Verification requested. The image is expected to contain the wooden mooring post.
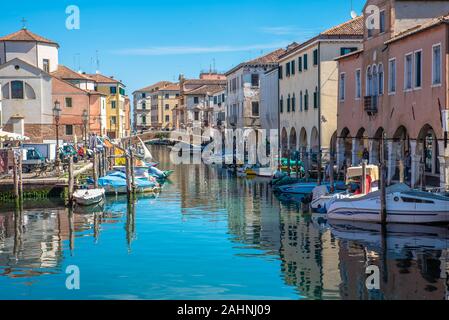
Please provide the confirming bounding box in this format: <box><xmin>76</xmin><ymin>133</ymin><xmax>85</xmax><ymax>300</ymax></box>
<box><xmin>125</xmin><ymin>150</ymin><xmax>132</xmax><ymax>199</ymax></box>
<box><xmin>68</xmin><ymin>156</ymin><xmax>74</xmax><ymax>205</ymax></box>
<box><xmin>380</xmin><ymin>133</ymin><xmax>387</xmax><ymax>225</ymax></box>
<box><xmin>92</xmin><ymin>149</ymin><xmax>99</xmax><ymax>188</ymax></box>
<box><xmin>12</xmin><ymin>151</ymin><xmax>19</xmax><ymax>199</ymax></box>
<box><xmin>329</xmin><ymin>155</ymin><xmax>335</xmax><ymax>193</ymax></box>
<box><xmin>399</xmin><ymin>159</ymin><xmax>405</xmax><ymax>184</ymax></box>
<box><xmin>130</xmin><ymin>147</ymin><xmax>136</xmax><ymax>194</ymax></box>
<box><xmin>361</xmin><ymin>160</ymin><xmax>367</xmax><ymax>195</ymax></box>
<box><xmin>317</xmin><ymin>150</ymin><xmax>322</xmax><ymax>186</ymax></box>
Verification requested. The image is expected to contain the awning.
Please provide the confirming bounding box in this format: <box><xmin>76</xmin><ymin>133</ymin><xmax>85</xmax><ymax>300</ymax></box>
<box><xmin>0</xmin><ymin>130</ymin><xmax>30</xmax><ymax>141</ymax></box>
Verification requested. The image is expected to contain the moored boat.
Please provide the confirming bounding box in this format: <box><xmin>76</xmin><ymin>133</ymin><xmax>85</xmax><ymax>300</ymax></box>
<box><xmin>327</xmin><ymin>183</ymin><xmax>449</xmax><ymax>224</ymax></box>
<box><xmin>276</xmin><ymin>181</ymin><xmax>330</xmax><ymax>195</ymax></box>
<box><xmin>73</xmin><ymin>188</ymin><xmax>105</xmax><ymax>206</ymax></box>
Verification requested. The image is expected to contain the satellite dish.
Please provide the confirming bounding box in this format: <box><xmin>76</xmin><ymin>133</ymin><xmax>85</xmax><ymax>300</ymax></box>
<box><xmin>350</xmin><ymin>10</ymin><xmax>358</xmax><ymax>19</ymax></box>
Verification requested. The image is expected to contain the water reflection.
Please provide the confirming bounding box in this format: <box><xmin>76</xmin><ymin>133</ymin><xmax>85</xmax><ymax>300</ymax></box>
<box><xmin>0</xmin><ymin>146</ymin><xmax>448</xmax><ymax>299</ymax></box>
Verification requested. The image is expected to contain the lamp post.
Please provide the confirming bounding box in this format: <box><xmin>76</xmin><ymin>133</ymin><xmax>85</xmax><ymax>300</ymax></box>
<box><xmin>53</xmin><ymin>100</ymin><xmax>61</xmax><ymax>171</ymax></box>
<box><xmin>82</xmin><ymin>109</ymin><xmax>88</xmax><ymax>147</ymax></box>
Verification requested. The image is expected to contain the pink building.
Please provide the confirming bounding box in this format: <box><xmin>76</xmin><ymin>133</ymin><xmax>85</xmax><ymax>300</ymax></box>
<box><xmin>337</xmin><ymin>0</ymin><xmax>449</xmax><ymax>188</ymax></box>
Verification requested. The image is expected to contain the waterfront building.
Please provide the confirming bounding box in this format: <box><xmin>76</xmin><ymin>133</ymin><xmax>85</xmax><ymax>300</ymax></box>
<box><xmin>208</xmin><ymin>88</ymin><xmax>226</xmax><ymax>130</ymax></box>
<box><xmin>260</xmin><ymin>67</ymin><xmax>279</xmax><ymax>138</ymax></box>
<box><xmin>87</xmin><ymin>73</ymin><xmax>128</xmax><ymax>139</ymax></box>
<box><xmin>51</xmin><ymin>65</ymin><xmax>107</xmax><ymax>138</ymax></box>
<box><xmin>336</xmin><ymin>0</ymin><xmax>449</xmax><ymax>188</ymax></box>
<box><xmin>225</xmin><ymin>49</ymin><xmax>285</xmax><ymax>130</ymax></box>
<box><xmin>0</xmin><ymin>29</ymin><xmax>57</xmax><ymax>141</ymax></box>
<box><xmin>278</xmin><ymin>17</ymin><xmax>363</xmax><ymax>160</ymax></box>
<box><xmin>175</xmin><ymin>73</ymin><xmax>226</xmax><ymax>130</ymax></box>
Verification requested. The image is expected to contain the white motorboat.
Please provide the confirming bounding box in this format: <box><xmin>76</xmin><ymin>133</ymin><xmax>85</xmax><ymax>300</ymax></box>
<box><xmin>327</xmin><ymin>183</ymin><xmax>449</xmax><ymax>224</ymax></box>
<box><xmin>73</xmin><ymin>188</ymin><xmax>105</xmax><ymax>206</ymax></box>
<box><xmin>254</xmin><ymin>167</ymin><xmax>274</xmax><ymax>177</ymax></box>
<box><xmin>310</xmin><ymin>185</ymin><xmax>351</xmax><ymax>213</ymax></box>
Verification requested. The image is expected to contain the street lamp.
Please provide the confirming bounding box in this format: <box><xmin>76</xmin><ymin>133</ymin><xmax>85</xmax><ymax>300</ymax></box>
<box><xmin>82</xmin><ymin>109</ymin><xmax>88</xmax><ymax>147</ymax></box>
<box><xmin>53</xmin><ymin>100</ymin><xmax>61</xmax><ymax>170</ymax></box>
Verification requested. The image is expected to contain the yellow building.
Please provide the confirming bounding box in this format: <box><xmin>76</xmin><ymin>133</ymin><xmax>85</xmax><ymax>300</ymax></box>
<box><xmin>87</xmin><ymin>73</ymin><xmax>127</xmax><ymax>138</ymax></box>
<box><xmin>153</xmin><ymin>83</ymin><xmax>179</xmax><ymax>130</ymax></box>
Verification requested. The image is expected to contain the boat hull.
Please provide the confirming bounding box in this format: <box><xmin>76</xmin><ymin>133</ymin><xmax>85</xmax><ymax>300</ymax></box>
<box><xmin>277</xmin><ymin>182</ymin><xmax>329</xmax><ymax>194</ymax></box>
<box><xmin>327</xmin><ymin>192</ymin><xmax>449</xmax><ymax>224</ymax></box>
<box><xmin>73</xmin><ymin>189</ymin><xmax>105</xmax><ymax>206</ymax></box>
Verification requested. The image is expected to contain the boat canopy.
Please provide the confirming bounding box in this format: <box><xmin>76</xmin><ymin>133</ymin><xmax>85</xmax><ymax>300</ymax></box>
<box><xmin>346</xmin><ymin>165</ymin><xmax>379</xmax><ymax>183</ymax></box>
<box><xmin>98</xmin><ymin>171</ymin><xmax>155</xmax><ymax>189</ymax></box>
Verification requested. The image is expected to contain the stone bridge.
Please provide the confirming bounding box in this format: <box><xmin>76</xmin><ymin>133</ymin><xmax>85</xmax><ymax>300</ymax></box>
<box><xmin>122</xmin><ymin>130</ymin><xmax>210</xmax><ymax>146</ymax></box>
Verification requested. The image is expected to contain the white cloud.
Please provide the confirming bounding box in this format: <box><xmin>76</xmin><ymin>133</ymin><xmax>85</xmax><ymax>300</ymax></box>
<box><xmin>111</xmin><ymin>42</ymin><xmax>290</xmax><ymax>56</ymax></box>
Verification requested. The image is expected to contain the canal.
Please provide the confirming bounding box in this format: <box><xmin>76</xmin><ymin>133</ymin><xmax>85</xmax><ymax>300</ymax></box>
<box><xmin>0</xmin><ymin>146</ymin><xmax>448</xmax><ymax>300</ymax></box>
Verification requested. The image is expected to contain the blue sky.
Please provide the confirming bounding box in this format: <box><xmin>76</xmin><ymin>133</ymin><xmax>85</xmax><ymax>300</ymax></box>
<box><xmin>1</xmin><ymin>0</ymin><xmax>366</xmax><ymax>94</ymax></box>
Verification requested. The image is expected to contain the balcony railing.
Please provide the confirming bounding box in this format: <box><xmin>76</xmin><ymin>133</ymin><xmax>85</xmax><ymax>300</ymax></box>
<box><xmin>364</xmin><ymin>95</ymin><xmax>378</xmax><ymax>115</ymax></box>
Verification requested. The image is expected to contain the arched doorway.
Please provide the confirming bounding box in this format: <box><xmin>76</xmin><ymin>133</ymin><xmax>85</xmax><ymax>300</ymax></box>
<box><xmin>281</xmin><ymin>127</ymin><xmax>288</xmax><ymax>157</ymax></box>
<box><xmin>417</xmin><ymin>124</ymin><xmax>440</xmax><ymax>186</ymax></box>
<box><xmin>391</xmin><ymin>126</ymin><xmax>410</xmax><ymax>182</ymax></box>
<box><xmin>355</xmin><ymin>128</ymin><xmax>369</xmax><ymax>164</ymax></box>
<box><xmin>289</xmin><ymin>127</ymin><xmax>297</xmax><ymax>152</ymax></box>
<box><xmin>299</xmin><ymin>127</ymin><xmax>308</xmax><ymax>152</ymax></box>
<box><xmin>339</xmin><ymin>127</ymin><xmax>352</xmax><ymax>165</ymax></box>
<box><xmin>371</xmin><ymin>127</ymin><xmax>385</xmax><ymax>165</ymax></box>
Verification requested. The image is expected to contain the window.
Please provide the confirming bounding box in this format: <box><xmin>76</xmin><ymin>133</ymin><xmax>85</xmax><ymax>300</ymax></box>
<box><xmin>292</xmin><ymin>94</ymin><xmax>296</xmax><ymax>112</ymax></box>
<box><xmin>165</xmin><ymin>94</ymin><xmax>169</xmax><ymax>99</ymax></box>
<box><xmin>142</xmin><ymin>93</ymin><xmax>146</xmax><ymax>98</ymax></box>
<box><xmin>280</xmin><ymin>96</ymin><xmax>283</xmax><ymax>113</ymax></box>
<box><xmin>165</xmin><ymin>104</ymin><xmax>169</xmax><ymax>110</ymax></box>
<box><xmin>380</xmin><ymin>11</ymin><xmax>386</xmax><ymax>33</ymax></box>
<box><xmin>65</xmin><ymin>97</ymin><xmax>72</xmax><ymax>108</ymax></box>
<box><xmin>110</xmin><ymin>86</ymin><xmax>117</xmax><ymax>94</ymax></box>
<box><xmin>11</xmin><ymin>81</ymin><xmax>24</xmax><ymax>99</ymax></box>
<box><xmin>339</xmin><ymin>73</ymin><xmax>346</xmax><ymax>101</ymax></box>
<box><xmin>110</xmin><ymin>116</ymin><xmax>117</xmax><ymax>125</ymax></box>
<box><xmin>367</xmin><ymin>16</ymin><xmax>374</xmax><ymax>38</ymax></box>
<box><xmin>314</xmin><ymin>87</ymin><xmax>319</xmax><ymax>108</ymax></box>
<box><xmin>222</xmin><ymin>94</ymin><xmax>225</xmax><ymax>102</ymax></box>
<box><xmin>291</xmin><ymin>60</ymin><xmax>296</xmax><ymax>75</ymax></box>
<box><xmin>194</xmin><ymin>97</ymin><xmax>199</xmax><ymax>104</ymax></box>
<box><xmin>433</xmin><ymin>44</ymin><xmax>442</xmax><ymax>85</ymax></box>
<box><xmin>414</xmin><ymin>50</ymin><xmax>422</xmax><ymax>88</ymax></box>
<box><xmin>404</xmin><ymin>53</ymin><xmax>413</xmax><ymax>90</ymax></box>
<box><xmin>111</xmin><ymin>101</ymin><xmax>116</xmax><ymax>109</ymax></box>
<box><xmin>65</xmin><ymin>125</ymin><xmax>73</xmax><ymax>135</ymax></box>
<box><xmin>341</xmin><ymin>47</ymin><xmax>358</xmax><ymax>56</ymax></box>
<box><xmin>286</xmin><ymin>62</ymin><xmax>291</xmax><ymax>77</ymax></box>
<box><xmin>279</xmin><ymin>66</ymin><xmax>283</xmax><ymax>79</ymax></box>
<box><xmin>194</xmin><ymin>111</ymin><xmax>199</xmax><ymax>121</ymax></box>
<box><xmin>214</xmin><ymin>96</ymin><xmax>218</xmax><ymax>104</ymax></box>
<box><xmin>251</xmin><ymin>74</ymin><xmax>259</xmax><ymax>87</ymax></box>
<box><xmin>366</xmin><ymin>66</ymin><xmax>372</xmax><ymax>96</ymax></box>
<box><xmin>304</xmin><ymin>90</ymin><xmax>309</xmax><ymax>110</ymax></box>
<box><xmin>298</xmin><ymin>56</ymin><xmax>303</xmax><ymax>72</ymax></box>
<box><xmin>388</xmin><ymin>58</ymin><xmax>396</xmax><ymax>93</ymax></box>
<box><xmin>300</xmin><ymin>91</ymin><xmax>303</xmax><ymax>111</ymax></box>
<box><xmin>313</xmin><ymin>49</ymin><xmax>319</xmax><ymax>66</ymax></box>
<box><xmin>378</xmin><ymin>64</ymin><xmax>384</xmax><ymax>95</ymax></box>
<box><xmin>142</xmin><ymin>102</ymin><xmax>146</xmax><ymax>110</ymax></box>
<box><xmin>252</xmin><ymin>101</ymin><xmax>259</xmax><ymax>116</ymax></box>
<box><xmin>165</xmin><ymin>115</ymin><xmax>170</xmax><ymax>122</ymax></box>
<box><xmin>43</xmin><ymin>59</ymin><xmax>50</xmax><ymax>73</ymax></box>
<box><xmin>303</xmin><ymin>54</ymin><xmax>308</xmax><ymax>70</ymax></box>
<box><xmin>141</xmin><ymin>115</ymin><xmax>146</xmax><ymax>124</ymax></box>
<box><xmin>372</xmin><ymin>65</ymin><xmax>378</xmax><ymax>96</ymax></box>
<box><xmin>287</xmin><ymin>95</ymin><xmax>291</xmax><ymax>112</ymax></box>
<box><xmin>355</xmin><ymin>69</ymin><xmax>361</xmax><ymax>99</ymax></box>
<box><xmin>119</xmin><ymin>87</ymin><xmax>125</xmax><ymax>95</ymax></box>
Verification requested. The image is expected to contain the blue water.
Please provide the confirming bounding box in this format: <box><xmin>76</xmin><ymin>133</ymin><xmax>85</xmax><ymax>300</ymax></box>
<box><xmin>1</xmin><ymin>147</ymin><xmax>449</xmax><ymax>300</ymax></box>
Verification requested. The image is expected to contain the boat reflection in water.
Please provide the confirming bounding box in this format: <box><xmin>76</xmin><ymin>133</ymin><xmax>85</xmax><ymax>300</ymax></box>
<box><xmin>0</xmin><ymin>146</ymin><xmax>448</xmax><ymax>300</ymax></box>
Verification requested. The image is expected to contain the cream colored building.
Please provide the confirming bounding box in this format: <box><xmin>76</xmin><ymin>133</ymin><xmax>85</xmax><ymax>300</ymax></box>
<box><xmin>279</xmin><ymin>17</ymin><xmax>364</xmax><ymax>161</ymax></box>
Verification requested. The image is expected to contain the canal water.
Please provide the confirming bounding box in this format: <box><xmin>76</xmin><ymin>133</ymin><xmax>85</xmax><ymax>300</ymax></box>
<box><xmin>1</xmin><ymin>146</ymin><xmax>449</xmax><ymax>300</ymax></box>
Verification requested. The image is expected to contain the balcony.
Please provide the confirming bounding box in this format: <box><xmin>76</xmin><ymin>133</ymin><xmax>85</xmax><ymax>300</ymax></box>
<box><xmin>364</xmin><ymin>95</ymin><xmax>378</xmax><ymax>115</ymax></box>
<box><xmin>228</xmin><ymin>115</ymin><xmax>238</xmax><ymax>126</ymax></box>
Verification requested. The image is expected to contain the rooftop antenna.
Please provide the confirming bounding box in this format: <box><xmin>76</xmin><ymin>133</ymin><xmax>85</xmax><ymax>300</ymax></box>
<box><xmin>95</xmin><ymin>50</ymin><xmax>100</xmax><ymax>74</ymax></box>
<box><xmin>212</xmin><ymin>58</ymin><xmax>216</xmax><ymax>73</ymax></box>
<box><xmin>21</xmin><ymin>17</ymin><xmax>27</xmax><ymax>30</ymax></box>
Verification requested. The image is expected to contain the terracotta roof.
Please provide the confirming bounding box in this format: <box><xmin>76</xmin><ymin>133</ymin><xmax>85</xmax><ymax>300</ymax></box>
<box><xmin>134</xmin><ymin>81</ymin><xmax>174</xmax><ymax>93</ymax></box>
<box><xmin>226</xmin><ymin>48</ymin><xmax>286</xmax><ymax>75</ymax></box>
<box><xmin>51</xmin><ymin>65</ymin><xmax>92</xmax><ymax>80</ymax></box>
<box><xmin>184</xmin><ymin>84</ymin><xmax>226</xmax><ymax>95</ymax></box>
<box><xmin>385</xmin><ymin>13</ymin><xmax>449</xmax><ymax>44</ymax></box>
<box><xmin>279</xmin><ymin>16</ymin><xmax>364</xmax><ymax>60</ymax></box>
<box><xmin>184</xmin><ymin>79</ymin><xmax>226</xmax><ymax>85</ymax></box>
<box><xmin>85</xmin><ymin>73</ymin><xmax>124</xmax><ymax>85</ymax></box>
<box><xmin>159</xmin><ymin>83</ymin><xmax>180</xmax><ymax>91</ymax></box>
<box><xmin>0</xmin><ymin>29</ymin><xmax>59</xmax><ymax>47</ymax></box>
<box><xmin>322</xmin><ymin>15</ymin><xmax>364</xmax><ymax>36</ymax></box>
